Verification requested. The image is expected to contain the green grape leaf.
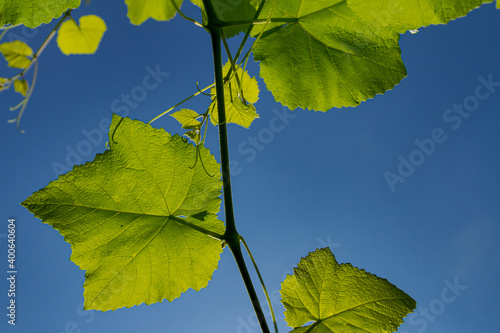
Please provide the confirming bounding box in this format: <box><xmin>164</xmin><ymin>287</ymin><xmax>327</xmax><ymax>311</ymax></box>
<box><xmin>56</xmin><ymin>15</ymin><xmax>107</xmax><ymax>55</ymax></box>
<box><xmin>347</xmin><ymin>0</ymin><xmax>493</xmax><ymax>33</ymax></box>
<box><xmin>13</xmin><ymin>78</ymin><xmax>28</xmax><ymax>96</ymax></box>
<box><xmin>498</xmin><ymin>0</ymin><xmax>500</xmax><ymax>9</ymax></box>
<box><xmin>190</xmin><ymin>0</ymin><xmax>261</xmax><ymax>38</ymax></box>
<box><xmin>22</xmin><ymin>115</ymin><xmax>225</xmax><ymax>311</ymax></box>
<box><xmin>210</xmin><ymin>62</ymin><xmax>259</xmax><ymax>128</ymax></box>
<box><xmin>0</xmin><ymin>41</ymin><xmax>33</xmax><ymax>69</ymax></box>
<box><xmin>0</xmin><ymin>0</ymin><xmax>80</xmax><ymax>28</ymax></box>
<box><xmin>171</xmin><ymin>108</ymin><xmax>202</xmax><ymax>129</ymax></box>
<box><xmin>125</xmin><ymin>0</ymin><xmax>184</xmax><ymax>25</ymax></box>
<box><xmin>252</xmin><ymin>1</ymin><xmax>406</xmax><ymax>111</ymax></box>
<box><xmin>282</xmin><ymin>248</ymin><xmax>416</xmax><ymax>333</ymax></box>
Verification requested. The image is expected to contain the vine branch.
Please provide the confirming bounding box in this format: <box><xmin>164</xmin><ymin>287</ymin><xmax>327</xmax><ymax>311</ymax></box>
<box><xmin>202</xmin><ymin>0</ymin><xmax>271</xmax><ymax>332</ymax></box>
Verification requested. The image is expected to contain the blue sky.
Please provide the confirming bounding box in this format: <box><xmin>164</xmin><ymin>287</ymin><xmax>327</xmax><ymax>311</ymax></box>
<box><xmin>1</xmin><ymin>2</ymin><xmax>500</xmax><ymax>332</ymax></box>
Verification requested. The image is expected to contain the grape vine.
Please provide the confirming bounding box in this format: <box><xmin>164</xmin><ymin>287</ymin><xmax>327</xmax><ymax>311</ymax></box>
<box><xmin>3</xmin><ymin>0</ymin><xmax>498</xmax><ymax>332</ymax></box>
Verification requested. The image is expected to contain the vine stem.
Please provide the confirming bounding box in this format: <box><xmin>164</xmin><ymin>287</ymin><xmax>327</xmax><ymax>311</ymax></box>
<box><xmin>202</xmin><ymin>1</ymin><xmax>271</xmax><ymax>332</ymax></box>
<box><xmin>20</xmin><ymin>9</ymin><xmax>72</xmax><ymax>78</ymax></box>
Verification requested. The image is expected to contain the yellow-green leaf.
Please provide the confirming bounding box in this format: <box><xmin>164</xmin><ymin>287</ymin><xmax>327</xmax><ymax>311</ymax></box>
<box><xmin>184</xmin><ymin>129</ymin><xmax>201</xmax><ymax>144</ymax></box>
<box><xmin>57</xmin><ymin>15</ymin><xmax>107</xmax><ymax>55</ymax></box>
<box><xmin>14</xmin><ymin>78</ymin><xmax>29</xmax><ymax>96</ymax></box>
<box><xmin>22</xmin><ymin>115</ymin><xmax>225</xmax><ymax>311</ymax></box>
<box><xmin>171</xmin><ymin>109</ymin><xmax>202</xmax><ymax>129</ymax></box>
<box><xmin>125</xmin><ymin>0</ymin><xmax>184</xmax><ymax>25</ymax></box>
<box><xmin>252</xmin><ymin>0</ymin><xmax>491</xmax><ymax>111</ymax></box>
<box><xmin>252</xmin><ymin>1</ymin><xmax>406</xmax><ymax>111</ymax></box>
<box><xmin>0</xmin><ymin>41</ymin><xmax>33</xmax><ymax>69</ymax></box>
<box><xmin>210</xmin><ymin>62</ymin><xmax>259</xmax><ymax>128</ymax></box>
<box><xmin>282</xmin><ymin>248</ymin><xmax>416</xmax><ymax>332</ymax></box>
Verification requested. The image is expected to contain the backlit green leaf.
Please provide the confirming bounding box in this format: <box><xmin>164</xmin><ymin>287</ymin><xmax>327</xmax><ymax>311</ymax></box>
<box><xmin>0</xmin><ymin>0</ymin><xmax>80</xmax><ymax>28</ymax></box>
<box><xmin>22</xmin><ymin>115</ymin><xmax>224</xmax><ymax>311</ymax></box>
<box><xmin>125</xmin><ymin>0</ymin><xmax>184</xmax><ymax>25</ymax></box>
<box><xmin>252</xmin><ymin>0</ymin><xmax>406</xmax><ymax>111</ymax></box>
<box><xmin>56</xmin><ymin>15</ymin><xmax>107</xmax><ymax>55</ymax></box>
<box><xmin>14</xmin><ymin>78</ymin><xmax>28</xmax><ymax>96</ymax></box>
<box><xmin>347</xmin><ymin>0</ymin><xmax>493</xmax><ymax>33</ymax></box>
<box><xmin>282</xmin><ymin>248</ymin><xmax>416</xmax><ymax>332</ymax></box>
<box><xmin>0</xmin><ymin>40</ymin><xmax>33</xmax><ymax>69</ymax></box>
<box><xmin>171</xmin><ymin>108</ymin><xmax>202</xmax><ymax>129</ymax></box>
<box><xmin>184</xmin><ymin>129</ymin><xmax>201</xmax><ymax>144</ymax></box>
<box><xmin>210</xmin><ymin>62</ymin><xmax>259</xmax><ymax>128</ymax></box>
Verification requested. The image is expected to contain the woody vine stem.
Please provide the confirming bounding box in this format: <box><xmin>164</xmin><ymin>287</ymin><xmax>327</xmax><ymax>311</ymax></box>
<box><xmin>202</xmin><ymin>0</ymin><xmax>272</xmax><ymax>332</ymax></box>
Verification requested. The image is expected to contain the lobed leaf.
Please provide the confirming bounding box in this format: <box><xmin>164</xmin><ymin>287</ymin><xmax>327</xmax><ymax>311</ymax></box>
<box><xmin>0</xmin><ymin>0</ymin><xmax>80</xmax><ymax>28</ymax></box>
<box><xmin>347</xmin><ymin>0</ymin><xmax>494</xmax><ymax>33</ymax></box>
<box><xmin>57</xmin><ymin>15</ymin><xmax>107</xmax><ymax>55</ymax></box>
<box><xmin>252</xmin><ymin>0</ymin><xmax>491</xmax><ymax>112</ymax></box>
<box><xmin>22</xmin><ymin>115</ymin><xmax>225</xmax><ymax>311</ymax></box>
<box><xmin>125</xmin><ymin>0</ymin><xmax>184</xmax><ymax>25</ymax></box>
<box><xmin>282</xmin><ymin>248</ymin><xmax>416</xmax><ymax>332</ymax></box>
<box><xmin>13</xmin><ymin>78</ymin><xmax>28</xmax><ymax>96</ymax></box>
<box><xmin>0</xmin><ymin>40</ymin><xmax>33</xmax><ymax>69</ymax></box>
<box><xmin>252</xmin><ymin>0</ymin><xmax>406</xmax><ymax>111</ymax></box>
<box><xmin>210</xmin><ymin>62</ymin><xmax>259</xmax><ymax>128</ymax></box>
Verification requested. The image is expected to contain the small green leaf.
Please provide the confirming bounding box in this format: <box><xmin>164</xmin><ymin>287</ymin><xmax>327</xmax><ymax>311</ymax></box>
<box><xmin>125</xmin><ymin>0</ymin><xmax>184</xmax><ymax>25</ymax></box>
<box><xmin>57</xmin><ymin>15</ymin><xmax>107</xmax><ymax>55</ymax></box>
<box><xmin>14</xmin><ymin>78</ymin><xmax>29</xmax><ymax>96</ymax></box>
<box><xmin>22</xmin><ymin>115</ymin><xmax>224</xmax><ymax>311</ymax></box>
<box><xmin>210</xmin><ymin>62</ymin><xmax>259</xmax><ymax>128</ymax></box>
<box><xmin>0</xmin><ymin>0</ymin><xmax>80</xmax><ymax>28</ymax></box>
<box><xmin>282</xmin><ymin>248</ymin><xmax>416</xmax><ymax>332</ymax></box>
<box><xmin>347</xmin><ymin>0</ymin><xmax>493</xmax><ymax>33</ymax></box>
<box><xmin>0</xmin><ymin>41</ymin><xmax>33</xmax><ymax>69</ymax></box>
<box><xmin>171</xmin><ymin>109</ymin><xmax>202</xmax><ymax>129</ymax></box>
<box><xmin>184</xmin><ymin>129</ymin><xmax>201</xmax><ymax>144</ymax></box>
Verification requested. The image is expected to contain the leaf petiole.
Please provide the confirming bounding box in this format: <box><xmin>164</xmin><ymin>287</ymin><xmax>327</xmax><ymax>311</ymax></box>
<box><xmin>148</xmin><ymin>83</ymin><xmax>214</xmax><ymax>124</ymax></box>
<box><xmin>240</xmin><ymin>236</ymin><xmax>279</xmax><ymax>333</ymax></box>
<box><xmin>169</xmin><ymin>215</ymin><xmax>224</xmax><ymax>240</ymax></box>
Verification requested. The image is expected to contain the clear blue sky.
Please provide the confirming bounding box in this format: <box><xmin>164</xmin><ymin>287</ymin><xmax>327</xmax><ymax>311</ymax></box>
<box><xmin>1</xmin><ymin>2</ymin><xmax>500</xmax><ymax>333</ymax></box>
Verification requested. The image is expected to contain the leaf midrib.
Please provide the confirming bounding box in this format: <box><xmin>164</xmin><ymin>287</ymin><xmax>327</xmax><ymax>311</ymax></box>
<box><xmin>26</xmin><ymin>202</ymin><xmax>224</xmax><ymax>239</ymax></box>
